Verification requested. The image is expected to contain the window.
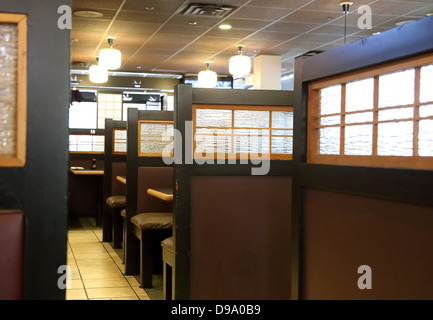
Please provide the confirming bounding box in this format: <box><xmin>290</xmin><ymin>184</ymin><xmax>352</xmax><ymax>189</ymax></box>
<box><xmin>138</xmin><ymin>121</ymin><xmax>174</xmax><ymax>157</ymax></box>
<box><xmin>97</xmin><ymin>93</ymin><xmax>122</xmax><ymax>129</ymax></box>
<box><xmin>113</xmin><ymin>129</ymin><xmax>127</xmax><ymax>154</ymax></box>
<box><xmin>69</xmin><ymin>101</ymin><xmax>97</xmax><ymax>129</ymax></box>
<box><xmin>69</xmin><ymin>134</ymin><xmax>104</xmax><ymax>153</ymax></box>
<box><xmin>193</xmin><ymin>105</ymin><xmax>293</xmax><ymax>160</ymax></box>
<box><xmin>308</xmin><ymin>53</ymin><xmax>433</xmax><ymax>170</ymax></box>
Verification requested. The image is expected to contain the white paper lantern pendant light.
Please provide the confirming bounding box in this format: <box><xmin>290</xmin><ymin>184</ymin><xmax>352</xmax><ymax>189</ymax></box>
<box><xmin>229</xmin><ymin>45</ymin><xmax>251</xmax><ymax>77</ymax></box>
<box><xmin>99</xmin><ymin>37</ymin><xmax>121</xmax><ymax>70</ymax></box>
<box><xmin>89</xmin><ymin>57</ymin><xmax>108</xmax><ymax>84</ymax></box>
<box><xmin>198</xmin><ymin>61</ymin><xmax>218</xmax><ymax>88</ymax></box>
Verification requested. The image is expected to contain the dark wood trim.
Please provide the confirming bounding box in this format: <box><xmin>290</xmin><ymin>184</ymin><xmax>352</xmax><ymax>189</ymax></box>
<box><xmin>124</xmin><ymin>108</ymin><xmax>174</xmax><ymax>275</ymax></box>
<box><xmin>173</xmin><ymin>84</ymin><xmax>295</xmax><ymax>299</ymax></box>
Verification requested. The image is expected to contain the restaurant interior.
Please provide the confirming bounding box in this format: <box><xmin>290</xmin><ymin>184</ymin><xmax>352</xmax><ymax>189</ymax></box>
<box><xmin>1</xmin><ymin>0</ymin><xmax>433</xmax><ymax>301</ymax></box>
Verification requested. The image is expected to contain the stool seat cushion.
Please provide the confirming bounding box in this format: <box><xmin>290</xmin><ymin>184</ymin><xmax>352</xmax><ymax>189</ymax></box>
<box><xmin>131</xmin><ymin>212</ymin><xmax>173</xmax><ymax>230</ymax></box>
<box><xmin>161</xmin><ymin>237</ymin><xmax>174</xmax><ymax>252</ymax></box>
<box><xmin>106</xmin><ymin>195</ymin><xmax>126</xmax><ymax>208</ymax></box>
<box><xmin>120</xmin><ymin>209</ymin><xmax>126</xmax><ymax>217</ymax></box>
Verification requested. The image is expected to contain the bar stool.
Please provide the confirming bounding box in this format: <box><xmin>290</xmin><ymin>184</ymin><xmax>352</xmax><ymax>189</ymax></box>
<box><xmin>161</xmin><ymin>237</ymin><xmax>175</xmax><ymax>300</ymax></box>
<box><xmin>106</xmin><ymin>195</ymin><xmax>126</xmax><ymax>249</ymax></box>
<box><xmin>131</xmin><ymin>212</ymin><xmax>173</xmax><ymax>288</ymax></box>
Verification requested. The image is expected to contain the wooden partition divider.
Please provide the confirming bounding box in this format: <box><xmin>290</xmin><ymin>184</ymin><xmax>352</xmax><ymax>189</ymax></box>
<box><xmin>174</xmin><ymin>85</ymin><xmax>295</xmax><ymax>299</ymax></box>
<box><xmin>124</xmin><ymin>108</ymin><xmax>174</xmax><ymax>275</ymax></box>
<box><xmin>102</xmin><ymin>119</ymin><xmax>127</xmax><ymax>242</ymax></box>
<box><xmin>292</xmin><ymin>16</ymin><xmax>433</xmax><ymax>299</ymax></box>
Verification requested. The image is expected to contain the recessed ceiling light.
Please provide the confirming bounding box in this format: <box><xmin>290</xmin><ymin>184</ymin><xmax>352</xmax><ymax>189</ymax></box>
<box><xmin>372</xmin><ymin>32</ymin><xmax>381</xmax><ymax>35</ymax></box>
<box><xmin>137</xmin><ymin>66</ymin><xmax>142</xmax><ymax>69</ymax></box>
<box><xmin>73</xmin><ymin>10</ymin><xmax>104</xmax><ymax>18</ymax></box>
<box><xmin>219</xmin><ymin>24</ymin><xmax>232</xmax><ymax>30</ymax></box>
<box><xmin>428</xmin><ymin>12</ymin><xmax>433</xmax><ymax>16</ymax></box>
<box><xmin>145</xmin><ymin>6</ymin><xmax>155</xmax><ymax>11</ymax></box>
<box><xmin>189</xmin><ymin>21</ymin><xmax>198</xmax><ymax>25</ymax></box>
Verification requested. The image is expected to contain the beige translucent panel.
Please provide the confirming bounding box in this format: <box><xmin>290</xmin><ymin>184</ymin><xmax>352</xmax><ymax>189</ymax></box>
<box><xmin>272</xmin><ymin>129</ymin><xmax>293</xmax><ymax>136</ymax></box>
<box><xmin>379</xmin><ymin>107</ymin><xmax>413</xmax><ymax>121</ymax></box>
<box><xmin>319</xmin><ymin>127</ymin><xmax>340</xmax><ymax>155</ymax></box>
<box><xmin>379</xmin><ymin>69</ymin><xmax>415</xmax><ymax>108</ymax></box>
<box><xmin>345</xmin><ymin>112</ymin><xmax>373</xmax><ymax>124</ymax></box>
<box><xmin>234</xmin><ymin>110</ymin><xmax>269</xmax><ymax>128</ymax></box>
<box><xmin>195</xmin><ymin>135</ymin><xmax>231</xmax><ymax>154</ymax></box>
<box><xmin>114</xmin><ymin>129</ymin><xmax>127</xmax><ymax>140</ymax></box>
<box><xmin>0</xmin><ymin>24</ymin><xmax>18</xmax><ymax>156</ymax></box>
<box><xmin>419</xmin><ymin>119</ymin><xmax>433</xmax><ymax>157</ymax></box>
<box><xmin>233</xmin><ymin>129</ymin><xmax>270</xmax><ymax>136</ymax></box>
<box><xmin>272</xmin><ymin>111</ymin><xmax>293</xmax><ymax>129</ymax></box>
<box><xmin>346</xmin><ymin>78</ymin><xmax>374</xmax><ymax>112</ymax></box>
<box><xmin>419</xmin><ymin>104</ymin><xmax>433</xmax><ymax>118</ymax></box>
<box><xmin>114</xmin><ymin>143</ymin><xmax>126</xmax><ymax>153</ymax></box>
<box><xmin>378</xmin><ymin>121</ymin><xmax>413</xmax><ymax>156</ymax></box>
<box><xmin>420</xmin><ymin>64</ymin><xmax>433</xmax><ymax>103</ymax></box>
<box><xmin>271</xmin><ymin>136</ymin><xmax>292</xmax><ymax>154</ymax></box>
<box><xmin>320</xmin><ymin>115</ymin><xmax>340</xmax><ymax>126</ymax></box>
<box><xmin>234</xmin><ymin>135</ymin><xmax>269</xmax><ymax>154</ymax></box>
<box><xmin>77</xmin><ymin>144</ymin><xmax>93</xmax><ymax>152</ymax></box>
<box><xmin>320</xmin><ymin>85</ymin><xmax>341</xmax><ymax>116</ymax></box>
<box><xmin>344</xmin><ymin>124</ymin><xmax>373</xmax><ymax>156</ymax></box>
<box><xmin>77</xmin><ymin>135</ymin><xmax>93</xmax><ymax>144</ymax></box>
<box><xmin>140</xmin><ymin>123</ymin><xmax>174</xmax><ymax>155</ymax></box>
<box><xmin>195</xmin><ymin>109</ymin><xmax>232</xmax><ymax>127</ymax></box>
<box><xmin>195</xmin><ymin>128</ymin><xmax>232</xmax><ymax>136</ymax></box>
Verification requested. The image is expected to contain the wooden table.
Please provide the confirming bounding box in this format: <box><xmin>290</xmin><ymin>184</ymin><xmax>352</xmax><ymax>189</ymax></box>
<box><xmin>70</xmin><ymin>168</ymin><xmax>104</xmax><ymax>176</ymax></box>
<box><xmin>147</xmin><ymin>188</ymin><xmax>173</xmax><ymax>202</ymax></box>
<box><xmin>116</xmin><ymin>176</ymin><xmax>126</xmax><ymax>184</ymax></box>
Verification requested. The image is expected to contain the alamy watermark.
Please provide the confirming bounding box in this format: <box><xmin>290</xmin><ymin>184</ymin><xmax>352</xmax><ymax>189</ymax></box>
<box><xmin>357</xmin><ymin>265</ymin><xmax>373</xmax><ymax>290</ymax></box>
<box><xmin>57</xmin><ymin>265</ymin><xmax>72</xmax><ymax>290</ymax></box>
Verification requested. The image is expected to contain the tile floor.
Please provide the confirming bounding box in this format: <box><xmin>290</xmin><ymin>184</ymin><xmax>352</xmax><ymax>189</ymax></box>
<box><xmin>66</xmin><ymin>219</ymin><xmax>159</xmax><ymax>300</ymax></box>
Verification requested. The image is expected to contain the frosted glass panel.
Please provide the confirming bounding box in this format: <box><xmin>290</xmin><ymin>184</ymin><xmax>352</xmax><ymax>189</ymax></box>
<box><xmin>379</xmin><ymin>69</ymin><xmax>415</xmax><ymax>108</ymax></box>
<box><xmin>196</xmin><ymin>109</ymin><xmax>232</xmax><ymax>127</ymax></box>
<box><xmin>234</xmin><ymin>110</ymin><xmax>269</xmax><ymax>128</ymax></box>
<box><xmin>419</xmin><ymin>119</ymin><xmax>433</xmax><ymax>156</ymax></box>
<box><xmin>344</xmin><ymin>125</ymin><xmax>373</xmax><ymax>155</ymax></box>
<box><xmin>319</xmin><ymin>127</ymin><xmax>340</xmax><ymax>155</ymax></box>
<box><xmin>234</xmin><ymin>135</ymin><xmax>269</xmax><ymax>153</ymax></box>
<box><xmin>345</xmin><ymin>112</ymin><xmax>373</xmax><ymax>124</ymax></box>
<box><xmin>419</xmin><ymin>104</ymin><xmax>433</xmax><ymax>118</ymax></box>
<box><xmin>420</xmin><ymin>64</ymin><xmax>433</xmax><ymax>103</ymax></box>
<box><xmin>320</xmin><ymin>115</ymin><xmax>340</xmax><ymax>126</ymax></box>
<box><xmin>114</xmin><ymin>129</ymin><xmax>127</xmax><ymax>140</ymax></box>
<box><xmin>140</xmin><ymin>123</ymin><xmax>174</xmax><ymax>155</ymax></box>
<box><xmin>379</xmin><ymin>107</ymin><xmax>413</xmax><ymax>121</ymax></box>
<box><xmin>196</xmin><ymin>135</ymin><xmax>231</xmax><ymax>153</ymax></box>
<box><xmin>378</xmin><ymin>121</ymin><xmax>413</xmax><ymax>156</ymax></box>
<box><xmin>272</xmin><ymin>137</ymin><xmax>292</xmax><ymax>154</ymax></box>
<box><xmin>320</xmin><ymin>85</ymin><xmax>341</xmax><ymax>115</ymax></box>
<box><xmin>272</xmin><ymin>111</ymin><xmax>293</xmax><ymax>129</ymax></box>
<box><xmin>114</xmin><ymin>143</ymin><xmax>126</xmax><ymax>153</ymax></box>
<box><xmin>195</xmin><ymin>128</ymin><xmax>232</xmax><ymax>136</ymax></box>
<box><xmin>0</xmin><ymin>24</ymin><xmax>18</xmax><ymax>156</ymax></box>
<box><xmin>233</xmin><ymin>129</ymin><xmax>269</xmax><ymax>136</ymax></box>
<box><xmin>346</xmin><ymin>78</ymin><xmax>374</xmax><ymax>112</ymax></box>
<box><xmin>272</xmin><ymin>130</ymin><xmax>292</xmax><ymax>136</ymax></box>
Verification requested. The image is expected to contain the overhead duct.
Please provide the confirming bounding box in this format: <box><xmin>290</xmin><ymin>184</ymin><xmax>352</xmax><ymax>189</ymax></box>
<box><xmin>178</xmin><ymin>3</ymin><xmax>236</xmax><ymax>17</ymax></box>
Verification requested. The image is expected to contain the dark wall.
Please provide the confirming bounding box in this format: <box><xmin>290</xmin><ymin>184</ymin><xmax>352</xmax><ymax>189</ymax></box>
<box><xmin>190</xmin><ymin>175</ymin><xmax>292</xmax><ymax>300</ymax></box>
<box><xmin>302</xmin><ymin>189</ymin><xmax>433</xmax><ymax>300</ymax></box>
<box><xmin>0</xmin><ymin>0</ymin><xmax>70</xmax><ymax>299</ymax></box>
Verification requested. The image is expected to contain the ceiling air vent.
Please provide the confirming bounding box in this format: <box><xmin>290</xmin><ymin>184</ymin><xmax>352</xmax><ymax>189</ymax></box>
<box><xmin>178</xmin><ymin>3</ymin><xmax>236</xmax><ymax>17</ymax></box>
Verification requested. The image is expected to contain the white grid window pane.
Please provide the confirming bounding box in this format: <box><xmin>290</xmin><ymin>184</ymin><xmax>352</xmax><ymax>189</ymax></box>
<box><xmin>378</xmin><ymin>121</ymin><xmax>413</xmax><ymax>156</ymax></box>
<box><xmin>346</xmin><ymin>78</ymin><xmax>374</xmax><ymax>112</ymax></box>
<box><xmin>98</xmin><ymin>93</ymin><xmax>122</xmax><ymax>129</ymax></box>
<box><xmin>379</xmin><ymin>69</ymin><xmax>415</xmax><ymax>108</ymax></box>
<box><xmin>420</xmin><ymin>64</ymin><xmax>433</xmax><ymax>103</ymax></box>
<box><xmin>320</xmin><ymin>85</ymin><xmax>341</xmax><ymax>116</ymax></box>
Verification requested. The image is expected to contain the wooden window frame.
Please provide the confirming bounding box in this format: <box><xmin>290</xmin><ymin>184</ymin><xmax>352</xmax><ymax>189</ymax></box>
<box><xmin>308</xmin><ymin>52</ymin><xmax>433</xmax><ymax>170</ymax></box>
<box><xmin>69</xmin><ymin>133</ymin><xmax>105</xmax><ymax>154</ymax></box>
<box><xmin>138</xmin><ymin>120</ymin><xmax>174</xmax><ymax>157</ymax></box>
<box><xmin>193</xmin><ymin>104</ymin><xmax>294</xmax><ymax>161</ymax></box>
<box><xmin>0</xmin><ymin>14</ymin><xmax>27</xmax><ymax>167</ymax></box>
<box><xmin>112</xmin><ymin>128</ymin><xmax>127</xmax><ymax>155</ymax></box>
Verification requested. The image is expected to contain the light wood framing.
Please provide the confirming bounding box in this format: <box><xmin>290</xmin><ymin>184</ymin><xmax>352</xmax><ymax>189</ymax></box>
<box><xmin>0</xmin><ymin>14</ymin><xmax>27</xmax><ymax>167</ymax></box>
<box><xmin>308</xmin><ymin>52</ymin><xmax>433</xmax><ymax>170</ymax></box>
<box><xmin>193</xmin><ymin>104</ymin><xmax>294</xmax><ymax>161</ymax></box>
